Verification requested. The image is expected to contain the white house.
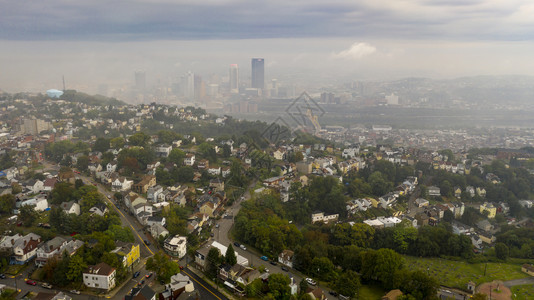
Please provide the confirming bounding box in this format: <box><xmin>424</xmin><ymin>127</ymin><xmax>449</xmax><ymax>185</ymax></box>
<box><xmin>164</xmin><ymin>235</ymin><xmax>187</xmax><ymax>258</ymax></box>
<box><xmin>60</xmin><ymin>201</ymin><xmax>81</xmax><ymax>216</ymax></box>
<box><xmin>278</xmin><ymin>250</ymin><xmax>294</xmax><ymax>268</ymax></box>
<box><xmin>89</xmin><ymin>203</ymin><xmax>108</xmax><ymax>216</ymax></box>
<box><xmin>150</xmin><ymin>224</ymin><xmax>169</xmax><ymax>239</ymax></box>
<box><xmin>83</xmin><ymin>262</ymin><xmax>116</xmax><ymax>291</ymax></box>
<box><xmin>207</xmin><ymin>167</ymin><xmax>221</xmax><ymax>176</ymax></box>
<box><xmin>156</xmin><ymin>144</ymin><xmax>172</xmax><ymax>157</ymax></box>
<box><xmin>13</xmin><ymin>233</ymin><xmax>42</xmax><ymax>264</ymax></box>
<box><xmin>106</xmin><ymin>162</ymin><xmax>118</xmax><ymax>173</ymax></box>
<box><xmin>112</xmin><ymin>177</ymin><xmax>133</xmax><ymax>192</ymax></box>
<box><xmin>311</xmin><ymin>212</ymin><xmax>339</xmax><ymax>224</ymax></box>
<box><xmin>146</xmin><ymin>216</ymin><xmax>166</xmax><ymax>227</ymax></box>
<box><xmin>35</xmin><ymin>237</ymin><xmax>68</xmax><ymax>267</ymax></box>
<box><xmin>184</xmin><ymin>154</ymin><xmax>195</xmax><ymax>166</ymax></box>
<box><xmin>25</xmin><ymin>179</ymin><xmax>44</xmax><ymax>193</ymax></box>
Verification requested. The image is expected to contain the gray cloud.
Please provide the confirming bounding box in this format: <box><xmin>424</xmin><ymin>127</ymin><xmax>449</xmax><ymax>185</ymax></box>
<box><xmin>1</xmin><ymin>0</ymin><xmax>532</xmax><ymax>41</ymax></box>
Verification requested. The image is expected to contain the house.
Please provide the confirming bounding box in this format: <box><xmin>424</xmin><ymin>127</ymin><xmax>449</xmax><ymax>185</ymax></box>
<box><xmin>112</xmin><ymin>177</ymin><xmax>133</xmax><ymax>192</ymax></box>
<box><xmin>311</xmin><ymin>212</ymin><xmax>339</xmax><ymax>224</ymax></box>
<box><xmin>306</xmin><ymin>287</ymin><xmax>326</xmax><ymax>300</ymax></box>
<box><xmin>454</xmin><ymin>187</ymin><xmax>462</xmax><ymax>198</ymax></box>
<box><xmin>35</xmin><ymin>237</ymin><xmax>68</xmax><ymax>267</ymax></box>
<box><xmin>195</xmin><ymin>241</ymin><xmax>248</xmax><ymax>271</ymax></box>
<box><xmin>25</xmin><ymin>179</ymin><xmax>44</xmax><ymax>193</ymax></box>
<box><xmin>110</xmin><ymin>243</ymin><xmax>140</xmax><ymax>268</ymax></box>
<box><xmin>32</xmin><ymin>292</ymin><xmax>72</xmax><ymax>300</ymax></box>
<box><xmin>479</xmin><ymin>202</ymin><xmax>497</xmax><ymax>218</ymax></box>
<box><xmin>184</xmin><ymin>154</ymin><xmax>195</xmax><ymax>166</ymax></box>
<box><xmin>278</xmin><ymin>250</ymin><xmax>294</xmax><ymax>268</ymax></box>
<box><xmin>3</xmin><ymin>167</ymin><xmax>19</xmax><ymax>180</ymax></box>
<box><xmin>13</xmin><ymin>233</ymin><xmax>42</xmax><ymax>264</ymax></box>
<box><xmin>476</xmin><ymin>219</ymin><xmax>494</xmax><ymax>232</ymax></box>
<box><xmin>221</xmin><ymin>167</ymin><xmax>231</xmax><ymax>178</ymax></box>
<box><xmin>83</xmin><ymin>262</ymin><xmax>116</xmax><ymax>290</ymax></box>
<box><xmin>382</xmin><ymin>289</ymin><xmax>403</xmax><ymax>300</ymax></box>
<box><xmin>156</xmin><ymin>144</ymin><xmax>172</xmax><ymax>157</ymax></box>
<box><xmin>147</xmin><ymin>186</ymin><xmax>164</xmax><ymax>202</ymax></box>
<box><xmin>209</xmin><ymin>179</ymin><xmax>224</xmax><ymax>192</ymax></box>
<box><xmin>415</xmin><ymin>198</ymin><xmax>429</xmax><ymax>208</ymax></box>
<box><xmin>273</xmin><ymin>149</ymin><xmax>285</xmax><ymax>160</ymax></box>
<box><xmin>197</xmin><ymin>159</ymin><xmax>209</xmax><ymax>170</ymax></box>
<box><xmin>164</xmin><ymin>235</ymin><xmax>187</xmax><ymax>258</ymax></box>
<box><xmin>89</xmin><ymin>203</ymin><xmax>108</xmax><ymax>216</ymax></box>
<box><xmin>0</xmin><ymin>233</ymin><xmax>22</xmax><ymax>254</ymax></box>
<box><xmin>60</xmin><ymin>201</ymin><xmax>81</xmax><ymax>216</ymax></box>
<box><xmin>466</xmin><ymin>186</ymin><xmax>475</xmax><ymax>197</ymax></box>
<box><xmin>521</xmin><ymin>264</ymin><xmax>534</xmax><ymax>276</ymax></box>
<box><xmin>225</xmin><ymin>264</ymin><xmax>260</xmax><ymax>286</ymax></box>
<box><xmin>106</xmin><ymin>162</ymin><xmax>118</xmax><ymax>173</ymax></box>
<box><xmin>125</xmin><ymin>285</ymin><xmax>156</xmax><ymax>300</ymax></box>
<box><xmin>43</xmin><ymin>177</ymin><xmax>58</xmax><ymax>191</ymax></box>
<box><xmin>160</xmin><ymin>273</ymin><xmax>195</xmax><ymax>300</ymax></box>
<box><xmin>428</xmin><ymin>186</ymin><xmax>441</xmax><ymax>196</ymax></box>
<box><xmin>476</xmin><ymin>187</ymin><xmax>486</xmax><ymax>197</ymax></box>
<box><xmin>207</xmin><ymin>166</ymin><xmax>221</xmax><ymax>176</ymax></box>
<box><xmin>150</xmin><ymin>223</ymin><xmax>169</xmax><ymax>239</ymax></box>
<box><xmin>471</xmin><ymin>235</ymin><xmax>483</xmax><ymax>249</ymax></box>
<box><xmin>147</xmin><ymin>216</ymin><xmax>166</xmax><ymax>227</ymax></box>
<box><xmin>133</xmin><ymin>175</ymin><xmax>157</xmax><ymax>194</ymax></box>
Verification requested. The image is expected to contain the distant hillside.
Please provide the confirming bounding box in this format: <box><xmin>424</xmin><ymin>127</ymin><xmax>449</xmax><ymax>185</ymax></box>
<box><xmin>60</xmin><ymin>90</ymin><xmax>126</xmax><ymax>106</ymax></box>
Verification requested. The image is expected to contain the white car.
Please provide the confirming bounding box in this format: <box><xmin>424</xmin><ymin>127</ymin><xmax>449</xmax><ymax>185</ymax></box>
<box><xmin>70</xmin><ymin>290</ymin><xmax>81</xmax><ymax>295</ymax></box>
<box><xmin>305</xmin><ymin>278</ymin><xmax>317</xmax><ymax>286</ymax></box>
<box><xmin>240</xmin><ymin>244</ymin><xmax>247</xmax><ymax>251</ymax></box>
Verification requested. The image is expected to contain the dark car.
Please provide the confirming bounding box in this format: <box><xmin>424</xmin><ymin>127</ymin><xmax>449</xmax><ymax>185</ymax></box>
<box><xmin>270</xmin><ymin>261</ymin><xmax>277</xmax><ymax>266</ymax></box>
<box><xmin>281</xmin><ymin>266</ymin><xmax>289</xmax><ymax>272</ymax></box>
<box><xmin>0</xmin><ymin>273</ymin><xmax>5</xmax><ymax>279</ymax></box>
<box><xmin>329</xmin><ymin>291</ymin><xmax>338</xmax><ymax>296</ymax></box>
<box><xmin>133</xmin><ymin>271</ymin><xmax>140</xmax><ymax>278</ymax></box>
<box><xmin>233</xmin><ymin>242</ymin><xmax>240</xmax><ymax>247</ymax></box>
<box><xmin>144</xmin><ymin>240</ymin><xmax>151</xmax><ymax>246</ymax></box>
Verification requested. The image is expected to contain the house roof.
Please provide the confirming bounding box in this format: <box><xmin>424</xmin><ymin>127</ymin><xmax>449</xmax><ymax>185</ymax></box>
<box><xmin>84</xmin><ymin>262</ymin><xmax>115</xmax><ymax>276</ymax></box>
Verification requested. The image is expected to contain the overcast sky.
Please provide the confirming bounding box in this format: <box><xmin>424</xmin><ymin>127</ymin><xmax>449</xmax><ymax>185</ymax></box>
<box><xmin>1</xmin><ymin>0</ymin><xmax>534</xmax><ymax>93</ymax></box>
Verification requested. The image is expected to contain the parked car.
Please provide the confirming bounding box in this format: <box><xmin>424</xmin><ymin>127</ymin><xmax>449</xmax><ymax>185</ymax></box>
<box><xmin>0</xmin><ymin>273</ymin><xmax>5</xmax><ymax>279</ymax></box>
<box><xmin>41</xmin><ymin>283</ymin><xmax>53</xmax><ymax>289</ymax></box>
<box><xmin>270</xmin><ymin>261</ymin><xmax>277</xmax><ymax>266</ymax></box>
<box><xmin>261</xmin><ymin>256</ymin><xmax>269</xmax><ymax>261</ymax></box>
<box><xmin>329</xmin><ymin>291</ymin><xmax>338</xmax><ymax>296</ymax></box>
<box><xmin>215</xmin><ymin>224</ymin><xmax>220</xmax><ymax>228</ymax></box>
<box><xmin>240</xmin><ymin>244</ymin><xmax>247</xmax><ymax>251</ymax></box>
<box><xmin>234</xmin><ymin>242</ymin><xmax>240</xmax><ymax>247</ymax></box>
<box><xmin>133</xmin><ymin>271</ymin><xmax>140</xmax><ymax>278</ymax></box>
<box><xmin>146</xmin><ymin>272</ymin><xmax>153</xmax><ymax>278</ymax></box>
<box><xmin>305</xmin><ymin>278</ymin><xmax>317</xmax><ymax>286</ymax></box>
<box><xmin>210</xmin><ymin>232</ymin><xmax>214</xmax><ymax>237</ymax></box>
<box><xmin>281</xmin><ymin>266</ymin><xmax>289</xmax><ymax>272</ymax></box>
<box><xmin>26</xmin><ymin>280</ymin><xmax>36</xmax><ymax>286</ymax></box>
<box><xmin>70</xmin><ymin>290</ymin><xmax>81</xmax><ymax>295</ymax></box>
<box><xmin>144</xmin><ymin>240</ymin><xmax>151</xmax><ymax>246</ymax></box>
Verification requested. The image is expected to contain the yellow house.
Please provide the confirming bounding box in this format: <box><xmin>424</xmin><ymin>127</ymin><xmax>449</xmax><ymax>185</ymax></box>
<box><xmin>111</xmin><ymin>243</ymin><xmax>140</xmax><ymax>268</ymax></box>
<box><xmin>369</xmin><ymin>198</ymin><xmax>379</xmax><ymax>208</ymax></box>
<box><xmin>479</xmin><ymin>202</ymin><xmax>496</xmax><ymax>219</ymax></box>
<box><xmin>199</xmin><ymin>202</ymin><xmax>216</xmax><ymax>217</ymax></box>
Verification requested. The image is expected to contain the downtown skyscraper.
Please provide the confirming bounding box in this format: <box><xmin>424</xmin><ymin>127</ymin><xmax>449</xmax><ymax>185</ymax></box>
<box><xmin>251</xmin><ymin>58</ymin><xmax>264</xmax><ymax>89</ymax></box>
<box><xmin>229</xmin><ymin>64</ymin><xmax>239</xmax><ymax>94</ymax></box>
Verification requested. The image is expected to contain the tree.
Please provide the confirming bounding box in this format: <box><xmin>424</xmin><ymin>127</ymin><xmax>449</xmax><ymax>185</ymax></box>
<box><xmin>66</xmin><ymin>254</ymin><xmax>87</xmax><ymax>282</ymax></box>
<box><xmin>93</xmin><ymin>137</ymin><xmax>110</xmax><ymax>152</ymax></box>
<box><xmin>495</xmin><ymin>242</ymin><xmax>509</xmax><ymax>260</ymax></box>
<box><xmin>146</xmin><ymin>251</ymin><xmax>181</xmax><ymax>283</ymax></box>
<box><xmin>11</xmin><ymin>182</ymin><xmax>22</xmax><ymax>194</ymax></box>
<box><xmin>19</xmin><ymin>205</ymin><xmax>38</xmax><ymax>227</ymax></box>
<box><xmin>268</xmin><ymin>273</ymin><xmax>291</xmax><ymax>300</ymax></box>
<box><xmin>110</xmin><ymin>137</ymin><xmax>125</xmax><ymax>149</ymax></box>
<box><xmin>168</xmin><ymin>148</ymin><xmax>186</xmax><ymax>165</ymax></box>
<box><xmin>75</xmin><ymin>155</ymin><xmax>89</xmax><ymax>172</ymax></box>
<box><xmin>299</xmin><ymin>278</ymin><xmax>308</xmax><ymax>295</ymax></box>
<box><xmin>334</xmin><ymin>270</ymin><xmax>360</xmax><ymax>299</ymax></box>
<box><xmin>0</xmin><ymin>194</ymin><xmax>15</xmax><ymax>215</ymax></box>
<box><xmin>206</xmin><ymin>247</ymin><xmax>222</xmax><ymax>278</ymax></box>
<box><xmin>128</xmin><ymin>132</ymin><xmax>151</xmax><ymax>147</ymax></box>
<box><xmin>225</xmin><ymin>244</ymin><xmax>237</xmax><ymax>266</ymax></box>
<box><xmin>361</xmin><ymin>248</ymin><xmax>404</xmax><ymax>289</ymax></box>
<box><xmin>368</xmin><ymin>171</ymin><xmax>393</xmax><ymax>196</ymax></box>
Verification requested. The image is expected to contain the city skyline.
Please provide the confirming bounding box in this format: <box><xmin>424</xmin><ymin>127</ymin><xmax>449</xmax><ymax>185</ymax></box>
<box><xmin>2</xmin><ymin>1</ymin><xmax>534</xmax><ymax>93</ymax></box>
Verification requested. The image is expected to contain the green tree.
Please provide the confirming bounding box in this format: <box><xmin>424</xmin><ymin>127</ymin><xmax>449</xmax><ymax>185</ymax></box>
<box><xmin>368</xmin><ymin>171</ymin><xmax>393</xmax><ymax>196</ymax></box>
<box><xmin>110</xmin><ymin>137</ymin><xmax>125</xmax><ymax>149</ymax></box>
<box><xmin>19</xmin><ymin>205</ymin><xmax>38</xmax><ymax>227</ymax></box>
<box><xmin>495</xmin><ymin>242</ymin><xmax>509</xmax><ymax>260</ymax></box>
<box><xmin>268</xmin><ymin>273</ymin><xmax>291</xmax><ymax>300</ymax></box>
<box><xmin>93</xmin><ymin>137</ymin><xmax>110</xmax><ymax>152</ymax></box>
<box><xmin>225</xmin><ymin>244</ymin><xmax>237</xmax><ymax>266</ymax></box>
<box><xmin>66</xmin><ymin>254</ymin><xmax>87</xmax><ymax>282</ymax></box>
<box><xmin>168</xmin><ymin>148</ymin><xmax>186</xmax><ymax>165</ymax></box>
<box><xmin>334</xmin><ymin>270</ymin><xmax>360</xmax><ymax>299</ymax></box>
<box><xmin>206</xmin><ymin>247</ymin><xmax>222</xmax><ymax>278</ymax></box>
<box><xmin>361</xmin><ymin>248</ymin><xmax>405</xmax><ymax>289</ymax></box>
<box><xmin>146</xmin><ymin>251</ymin><xmax>181</xmax><ymax>283</ymax></box>
<box><xmin>128</xmin><ymin>132</ymin><xmax>151</xmax><ymax>147</ymax></box>
<box><xmin>75</xmin><ymin>155</ymin><xmax>90</xmax><ymax>172</ymax></box>
<box><xmin>0</xmin><ymin>194</ymin><xmax>15</xmax><ymax>214</ymax></box>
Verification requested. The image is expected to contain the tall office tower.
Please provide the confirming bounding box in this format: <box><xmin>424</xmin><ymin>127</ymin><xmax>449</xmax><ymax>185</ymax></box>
<box><xmin>135</xmin><ymin>71</ymin><xmax>146</xmax><ymax>91</ymax></box>
<box><xmin>183</xmin><ymin>71</ymin><xmax>195</xmax><ymax>99</ymax></box>
<box><xmin>229</xmin><ymin>64</ymin><xmax>239</xmax><ymax>94</ymax></box>
<box><xmin>251</xmin><ymin>58</ymin><xmax>265</xmax><ymax>89</ymax></box>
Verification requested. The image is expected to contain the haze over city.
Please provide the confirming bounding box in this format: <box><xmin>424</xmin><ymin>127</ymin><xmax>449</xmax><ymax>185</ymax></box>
<box><xmin>2</xmin><ymin>0</ymin><xmax>534</xmax><ymax>94</ymax></box>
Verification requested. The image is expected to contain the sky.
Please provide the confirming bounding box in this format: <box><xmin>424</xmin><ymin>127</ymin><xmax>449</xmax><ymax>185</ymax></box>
<box><xmin>1</xmin><ymin>0</ymin><xmax>534</xmax><ymax>93</ymax></box>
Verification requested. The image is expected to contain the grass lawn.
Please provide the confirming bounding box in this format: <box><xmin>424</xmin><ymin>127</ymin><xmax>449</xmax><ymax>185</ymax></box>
<box><xmin>511</xmin><ymin>284</ymin><xmax>534</xmax><ymax>300</ymax></box>
<box><xmin>4</xmin><ymin>264</ymin><xmax>26</xmax><ymax>276</ymax></box>
<box><xmin>359</xmin><ymin>283</ymin><xmax>386</xmax><ymax>300</ymax></box>
<box><xmin>405</xmin><ymin>256</ymin><xmax>527</xmax><ymax>289</ymax></box>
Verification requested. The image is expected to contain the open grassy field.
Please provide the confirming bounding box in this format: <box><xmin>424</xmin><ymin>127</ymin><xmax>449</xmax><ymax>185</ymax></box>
<box><xmin>511</xmin><ymin>284</ymin><xmax>534</xmax><ymax>300</ymax></box>
<box><xmin>405</xmin><ymin>256</ymin><xmax>527</xmax><ymax>289</ymax></box>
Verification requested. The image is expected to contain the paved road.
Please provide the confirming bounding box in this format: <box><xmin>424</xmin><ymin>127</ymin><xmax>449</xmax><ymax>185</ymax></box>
<box><xmin>182</xmin><ymin>267</ymin><xmax>228</xmax><ymax>300</ymax></box>
<box><xmin>503</xmin><ymin>276</ymin><xmax>534</xmax><ymax>287</ymax></box>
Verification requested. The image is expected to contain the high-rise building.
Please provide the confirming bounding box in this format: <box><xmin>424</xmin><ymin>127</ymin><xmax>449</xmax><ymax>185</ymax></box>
<box><xmin>182</xmin><ymin>71</ymin><xmax>195</xmax><ymax>99</ymax></box>
<box><xmin>229</xmin><ymin>64</ymin><xmax>239</xmax><ymax>94</ymax></box>
<box><xmin>251</xmin><ymin>58</ymin><xmax>264</xmax><ymax>89</ymax></box>
<box><xmin>135</xmin><ymin>71</ymin><xmax>146</xmax><ymax>91</ymax></box>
